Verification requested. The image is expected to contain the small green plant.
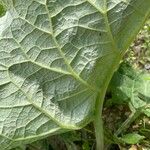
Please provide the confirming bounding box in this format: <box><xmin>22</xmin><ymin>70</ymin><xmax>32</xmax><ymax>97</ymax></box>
<box><xmin>108</xmin><ymin>62</ymin><xmax>150</xmax><ymax>149</ymax></box>
<box><xmin>0</xmin><ymin>0</ymin><xmax>149</xmax><ymax>150</ymax></box>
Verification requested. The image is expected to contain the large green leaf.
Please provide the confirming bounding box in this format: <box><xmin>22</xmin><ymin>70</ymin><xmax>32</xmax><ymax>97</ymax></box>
<box><xmin>109</xmin><ymin>63</ymin><xmax>139</xmax><ymax>104</ymax></box>
<box><xmin>0</xmin><ymin>0</ymin><xmax>149</xmax><ymax>149</ymax></box>
<box><xmin>110</xmin><ymin>63</ymin><xmax>150</xmax><ymax>115</ymax></box>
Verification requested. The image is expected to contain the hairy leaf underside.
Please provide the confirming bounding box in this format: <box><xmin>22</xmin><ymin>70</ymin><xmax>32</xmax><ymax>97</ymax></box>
<box><xmin>0</xmin><ymin>0</ymin><xmax>149</xmax><ymax>149</ymax></box>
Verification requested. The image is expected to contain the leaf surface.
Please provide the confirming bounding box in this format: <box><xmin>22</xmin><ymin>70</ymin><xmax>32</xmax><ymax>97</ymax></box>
<box><xmin>0</xmin><ymin>0</ymin><xmax>149</xmax><ymax>149</ymax></box>
<box><xmin>120</xmin><ymin>133</ymin><xmax>145</xmax><ymax>144</ymax></box>
<box><xmin>110</xmin><ymin>63</ymin><xmax>150</xmax><ymax>115</ymax></box>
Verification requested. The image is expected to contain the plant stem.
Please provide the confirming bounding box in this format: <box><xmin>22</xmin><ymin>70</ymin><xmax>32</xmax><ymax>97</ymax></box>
<box><xmin>94</xmin><ymin>95</ymin><xmax>104</xmax><ymax>150</ymax></box>
<box><xmin>115</xmin><ymin>110</ymin><xmax>141</xmax><ymax>136</ymax></box>
<box><xmin>94</xmin><ymin>56</ymin><xmax>121</xmax><ymax>150</ymax></box>
<box><xmin>94</xmin><ymin>83</ymin><xmax>108</xmax><ymax>150</ymax></box>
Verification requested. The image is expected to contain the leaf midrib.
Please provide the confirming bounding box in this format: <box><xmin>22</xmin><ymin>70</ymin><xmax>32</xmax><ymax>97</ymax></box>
<box><xmin>45</xmin><ymin>2</ymin><xmax>100</xmax><ymax>92</ymax></box>
<box><xmin>11</xmin><ymin>0</ymin><xmax>119</xmax><ymax>93</ymax></box>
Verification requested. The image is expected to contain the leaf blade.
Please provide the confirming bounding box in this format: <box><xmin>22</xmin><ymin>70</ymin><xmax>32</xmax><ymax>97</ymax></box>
<box><xmin>0</xmin><ymin>0</ymin><xmax>149</xmax><ymax>149</ymax></box>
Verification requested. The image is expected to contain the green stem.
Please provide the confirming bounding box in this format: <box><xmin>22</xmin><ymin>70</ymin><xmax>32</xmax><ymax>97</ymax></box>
<box><xmin>94</xmin><ymin>79</ymin><xmax>112</xmax><ymax>150</ymax></box>
<box><xmin>115</xmin><ymin>110</ymin><xmax>141</xmax><ymax>136</ymax></box>
<box><xmin>94</xmin><ymin>56</ymin><xmax>121</xmax><ymax>150</ymax></box>
<box><xmin>94</xmin><ymin>95</ymin><xmax>105</xmax><ymax>150</ymax></box>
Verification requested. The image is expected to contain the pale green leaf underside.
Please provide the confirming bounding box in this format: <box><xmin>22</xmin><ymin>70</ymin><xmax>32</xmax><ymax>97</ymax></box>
<box><xmin>0</xmin><ymin>0</ymin><xmax>149</xmax><ymax>149</ymax></box>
